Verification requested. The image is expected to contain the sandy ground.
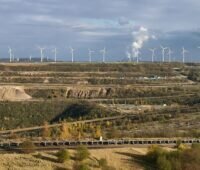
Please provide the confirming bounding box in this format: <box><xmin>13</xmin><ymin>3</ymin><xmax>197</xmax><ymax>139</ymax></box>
<box><xmin>0</xmin><ymin>153</ymin><xmax>55</xmax><ymax>170</ymax></box>
<box><xmin>89</xmin><ymin>147</ymin><xmax>146</xmax><ymax>170</ymax></box>
<box><xmin>0</xmin><ymin>86</ymin><xmax>31</xmax><ymax>101</ymax></box>
<box><xmin>0</xmin><ymin>147</ymin><xmax>147</xmax><ymax>170</ymax></box>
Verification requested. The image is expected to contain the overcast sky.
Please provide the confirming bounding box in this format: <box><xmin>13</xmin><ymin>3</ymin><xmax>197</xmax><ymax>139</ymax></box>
<box><xmin>0</xmin><ymin>0</ymin><xmax>200</xmax><ymax>62</ymax></box>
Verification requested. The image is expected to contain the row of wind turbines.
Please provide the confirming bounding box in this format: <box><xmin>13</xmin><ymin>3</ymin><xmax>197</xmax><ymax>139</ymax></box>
<box><xmin>146</xmin><ymin>46</ymin><xmax>200</xmax><ymax>63</ymax></box>
<box><xmin>131</xmin><ymin>46</ymin><xmax>200</xmax><ymax>63</ymax></box>
<box><xmin>7</xmin><ymin>47</ymin><xmax>107</xmax><ymax>63</ymax></box>
<box><xmin>7</xmin><ymin>46</ymin><xmax>200</xmax><ymax>63</ymax></box>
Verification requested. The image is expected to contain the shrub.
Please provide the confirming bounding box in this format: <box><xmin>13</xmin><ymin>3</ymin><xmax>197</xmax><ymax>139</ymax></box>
<box><xmin>75</xmin><ymin>145</ymin><xmax>90</xmax><ymax>161</ymax></box>
<box><xmin>98</xmin><ymin>158</ymin><xmax>116</xmax><ymax>170</ymax></box>
<box><xmin>188</xmin><ymin>69</ymin><xmax>200</xmax><ymax>82</ymax></box>
<box><xmin>157</xmin><ymin>155</ymin><xmax>171</xmax><ymax>170</ymax></box>
<box><xmin>73</xmin><ymin>162</ymin><xmax>91</xmax><ymax>170</ymax></box>
<box><xmin>98</xmin><ymin>158</ymin><xmax>108</xmax><ymax>168</ymax></box>
<box><xmin>145</xmin><ymin>145</ymin><xmax>167</xmax><ymax>163</ymax></box>
<box><xmin>144</xmin><ymin>145</ymin><xmax>200</xmax><ymax>170</ymax></box>
<box><xmin>56</xmin><ymin>149</ymin><xmax>70</xmax><ymax>163</ymax></box>
<box><xmin>20</xmin><ymin>140</ymin><xmax>36</xmax><ymax>154</ymax></box>
<box><xmin>191</xmin><ymin>143</ymin><xmax>200</xmax><ymax>149</ymax></box>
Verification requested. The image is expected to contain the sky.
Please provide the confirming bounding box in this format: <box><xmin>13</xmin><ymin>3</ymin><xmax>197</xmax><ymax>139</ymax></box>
<box><xmin>0</xmin><ymin>0</ymin><xmax>200</xmax><ymax>62</ymax></box>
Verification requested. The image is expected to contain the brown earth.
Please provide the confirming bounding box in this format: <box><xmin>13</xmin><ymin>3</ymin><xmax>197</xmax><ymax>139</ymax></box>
<box><xmin>0</xmin><ymin>86</ymin><xmax>32</xmax><ymax>101</ymax></box>
<box><xmin>0</xmin><ymin>147</ymin><xmax>146</xmax><ymax>170</ymax></box>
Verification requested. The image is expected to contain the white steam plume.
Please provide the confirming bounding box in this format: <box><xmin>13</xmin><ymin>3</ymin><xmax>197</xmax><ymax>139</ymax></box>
<box><xmin>126</xmin><ymin>26</ymin><xmax>154</xmax><ymax>61</ymax></box>
<box><xmin>132</xmin><ymin>26</ymin><xmax>149</xmax><ymax>59</ymax></box>
<box><xmin>126</xmin><ymin>47</ymin><xmax>131</xmax><ymax>62</ymax></box>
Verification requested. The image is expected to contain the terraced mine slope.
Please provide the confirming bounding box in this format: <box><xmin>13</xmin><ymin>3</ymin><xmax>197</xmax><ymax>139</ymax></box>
<box><xmin>0</xmin><ymin>62</ymin><xmax>199</xmax><ymax>139</ymax></box>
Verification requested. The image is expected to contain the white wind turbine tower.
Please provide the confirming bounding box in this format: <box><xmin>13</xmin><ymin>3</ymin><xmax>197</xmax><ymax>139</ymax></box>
<box><xmin>160</xmin><ymin>46</ymin><xmax>168</xmax><ymax>62</ymax></box>
<box><xmin>127</xmin><ymin>52</ymin><xmax>131</xmax><ymax>62</ymax></box>
<box><xmin>12</xmin><ymin>51</ymin><xmax>15</xmax><ymax>62</ymax></box>
<box><xmin>69</xmin><ymin>47</ymin><xmax>75</xmax><ymax>63</ymax></box>
<box><xmin>29</xmin><ymin>55</ymin><xmax>32</xmax><ymax>62</ymax></box>
<box><xmin>8</xmin><ymin>47</ymin><xmax>12</xmax><ymax>63</ymax></box>
<box><xmin>135</xmin><ymin>49</ymin><xmax>141</xmax><ymax>64</ymax></box>
<box><xmin>168</xmin><ymin>48</ymin><xmax>173</xmax><ymax>63</ymax></box>
<box><xmin>39</xmin><ymin>47</ymin><xmax>45</xmax><ymax>62</ymax></box>
<box><xmin>88</xmin><ymin>49</ymin><xmax>95</xmax><ymax>63</ymax></box>
<box><xmin>182</xmin><ymin>47</ymin><xmax>188</xmax><ymax>63</ymax></box>
<box><xmin>149</xmin><ymin>48</ymin><xmax>156</xmax><ymax>63</ymax></box>
<box><xmin>52</xmin><ymin>48</ymin><xmax>57</xmax><ymax>63</ymax></box>
<box><xmin>100</xmin><ymin>47</ymin><xmax>106</xmax><ymax>63</ymax></box>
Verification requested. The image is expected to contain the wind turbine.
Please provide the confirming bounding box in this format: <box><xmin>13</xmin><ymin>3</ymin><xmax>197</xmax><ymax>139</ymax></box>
<box><xmin>88</xmin><ymin>49</ymin><xmax>95</xmax><ymax>63</ymax></box>
<box><xmin>29</xmin><ymin>55</ymin><xmax>32</xmax><ymax>62</ymax></box>
<box><xmin>126</xmin><ymin>52</ymin><xmax>131</xmax><ymax>62</ymax></box>
<box><xmin>38</xmin><ymin>47</ymin><xmax>45</xmax><ymax>62</ymax></box>
<box><xmin>160</xmin><ymin>46</ymin><xmax>168</xmax><ymax>62</ymax></box>
<box><xmin>167</xmin><ymin>48</ymin><xmax>173</xmax><ymax>63</ymax></box>
<box><xmin>182</xmin><ymin>47</ymin><xmax>188</xmax><ymax>63</ymax></box>
<box><xmin>8</xmin><ymin>47</ymin><xmax>12</xmax><ymax>63</ymax></box>
<box><xmin>149</xmin><ymin>48</ymin><xmax>156</xmax><ymax>63</ymax></box>
<box><xmin>13</xmin><ymin>53</ymin><xmax>15</xmax><ymax>62</ymax></box>
<box><xmin>134</xmin><ymin>49</ymin><xmax>141</xmax><ymax>64</ymax></box>
<box><xmin>100</xmin><ymin>47</ymin><xmax>106</xmax><ymax>63</ymax></box>
<box><xmin>69</xmin><ymin>47</ymin><xmax>75</xmax><ymax>63</ymax></box>
<box><xmin>52</xmin><ymin>48</ymin><xmax>57</xmax><ymax>63</ymax></box>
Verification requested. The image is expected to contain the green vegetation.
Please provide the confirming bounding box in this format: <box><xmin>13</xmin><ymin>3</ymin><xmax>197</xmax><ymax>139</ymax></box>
<box><xmin>144</xmin><ymin>144</ymin><xmax>200</xmax><ymax>170</ymax></box>
<box><xmin>188</xmin><ymin>69</ymin><xmax>200</xmax><ymax>82</ymax></box>
<box><xmin>98</xmin><ymin>158</ymin><xmax>116</xmax><ymax>170</ymax></box>
<box><xmin>0</xmin><ymin>100</ymin><xmax>117</xmax><ymax>130</ymax></box>
<box><xmin>52</xmin><ymin>101</ymin><xmax>117</xmax><ymax>122</ymax></box>
<box><xmin>75</xmin><ymin>145</ymin><xmax>90</xmax><ymax>161</ymax></box>
<box><xmin>0</xmin><ymin>63</ymin><xmax>182</xmax><ymax>75</ymax></box>
<box><xmin>56</xmin><ymin>149</ymin><xmax>70</xmax><ymax>163</ymax></box>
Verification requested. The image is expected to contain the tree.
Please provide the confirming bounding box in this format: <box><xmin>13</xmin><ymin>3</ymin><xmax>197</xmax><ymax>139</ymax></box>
<box><xmin>51</xmin><ymin>127</ymin><xmax>61</xmax><ymax>139</ymax></box>
<box><xmin>157</xmin><ymin>155</ymin><xmax>172</xmax><ymax>170</ymax></box>
<box><xmin>56</xmin><ymin>149</ymin><xmax>70</xmax><ymax>163</ymax></box>
<box><xmin>94</xmin><ymin>125</ymin><xmax>102</xmax><ymax>139</ymax></box>
<box><xmin>60</xmin><ymin>122</ymin><xmax>71</xmax><ymax>139</ymax></box>
<box><xmin>42</xmin><ymin>121</ymin><xmax>51</xmax><ymax>139</ymax></box>
<box><xmin>106</xmin><ymin>121</ymin><xmax>111</xmax><ymax>127</ymax></box>
<box><xmin>75</xmin><ymin>145</ymin><xmax>90</xmax><ymax>161</ymax></box>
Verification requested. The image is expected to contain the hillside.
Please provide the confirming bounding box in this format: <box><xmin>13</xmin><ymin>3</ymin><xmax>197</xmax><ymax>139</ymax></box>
<box><xmin>0</xmin><ymin>62</ymin><xmax>199</xmax><ymax>139</ymax></box>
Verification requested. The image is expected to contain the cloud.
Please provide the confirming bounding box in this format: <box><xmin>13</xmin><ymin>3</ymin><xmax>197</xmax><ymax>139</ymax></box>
<box><xmin>0</xmin><ymin>0</ymin><xmax>200</xmax><ymax>62</ymax></box>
